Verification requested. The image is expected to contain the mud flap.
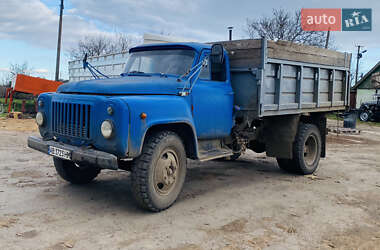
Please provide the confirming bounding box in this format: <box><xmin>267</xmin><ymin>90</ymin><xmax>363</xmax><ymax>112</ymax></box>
<box><xmin>263</xmin><ymin>115</ymin><xmax>300</xmax><ymax>159</ymax></box>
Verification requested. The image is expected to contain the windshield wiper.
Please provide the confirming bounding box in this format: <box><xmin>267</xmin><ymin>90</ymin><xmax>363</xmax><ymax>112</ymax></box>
<box><xmin>83</xmin><ymin>53</ymin><xmax>109</xmax><ymax>79</ymax></box>
<box><xmin>128</xmin><ymin>71</ymin><xmax>146</xmax><ymax>74</ymax></box>
<box><xmin>120</xmin><ymin>71</ymin><xmax>150</xmax><ymax>77</ymax></box>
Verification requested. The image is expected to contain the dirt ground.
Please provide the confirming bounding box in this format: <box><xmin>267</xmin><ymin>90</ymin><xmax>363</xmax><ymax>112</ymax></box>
<box><xmin>0</xmin><ymin>117</ymin><xmax>38</xmax><ymax>132</ymax></box>
<box><xmin>0</xmin><ymin>118</ymin><xmax>379</xmax><ymax>250</ymax></box>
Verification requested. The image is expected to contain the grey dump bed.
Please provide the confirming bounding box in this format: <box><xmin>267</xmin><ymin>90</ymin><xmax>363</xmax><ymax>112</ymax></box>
<box><xmin>218</xmin><ymin>39</ymin><xmax>351</xmax><ymax>118</ymax></box>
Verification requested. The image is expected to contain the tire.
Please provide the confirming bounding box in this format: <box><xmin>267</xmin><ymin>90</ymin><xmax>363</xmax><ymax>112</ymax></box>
<box><xmin>359</xmin><ymin>110</ymin><xmax>370</xmax><ymax>122</ymax></box>
<box><xmin>276</xmin><ymin>158</ymin><xmax>298</xmax><ymax>173</ymax></box>
<box><xmin>53</xmin><ymin>158</ymin><xmax>100</xmax><ymax>184</ymax></box>
<box><xmin>131</xmin><ymin>131</ymin><xmax>187</xmax><ymax>212</ymax></box>
<box><xmin>277</xmin><ymin>123</ymin><xmax>321</xmax><ymax>175</ymax></box>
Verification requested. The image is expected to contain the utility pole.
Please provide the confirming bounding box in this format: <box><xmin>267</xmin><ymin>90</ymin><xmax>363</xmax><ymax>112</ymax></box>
<box><xmin>325</xmin><ymin>30</ymin><xmax>330</xmax><ymax>49</ymax></box>
<box><xmin>228</xmin><ymin>26</ymin><xmax>233</xmax><ymax>41</ymax></box>
<box><xmin>355</xmin><ymin>45</ymin><xmax>367</xmax><ymax>85</ymax></box>
<box><xmin>355</xmin><ymin>45</ymin><xmax>361</xmax><ymax>85</ymax></box>
<box><xmin>55</xmin><ymin>0</ymin><xmax>64</xmax><ymax>81</ymax></box>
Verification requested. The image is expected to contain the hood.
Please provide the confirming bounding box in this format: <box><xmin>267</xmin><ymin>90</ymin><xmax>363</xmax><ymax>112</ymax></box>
<box><xmin>58</xmin><ymin>76</ymin><xmax>184</xmax><ymax>95</ymax></box>
<box><xmin>361</xmin><ymin>100</ymin><xmax>377</xmax><ymax>106</ymax></box>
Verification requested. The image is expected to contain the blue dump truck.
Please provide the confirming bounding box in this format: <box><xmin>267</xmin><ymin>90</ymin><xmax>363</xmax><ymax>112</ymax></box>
<box><xmin>28</xmin><ymin>39</ymin><xmax>351</xmax><ymax>211</ymax></box>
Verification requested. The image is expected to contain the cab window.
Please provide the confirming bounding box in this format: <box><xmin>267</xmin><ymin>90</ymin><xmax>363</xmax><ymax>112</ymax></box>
<box><xmin>199</xmin><ymin>51</ymin><xmax>226</xmax><ymax>82</ymax></box>
<box><xmin>211</xmin><ymin>56</ymin><xmax>226</xmax><ymax>81</ymax></box>
<box><xmin>199</xmin><ymin>56</ymin><xmax>211</xmax><ymax>80</ymax></box>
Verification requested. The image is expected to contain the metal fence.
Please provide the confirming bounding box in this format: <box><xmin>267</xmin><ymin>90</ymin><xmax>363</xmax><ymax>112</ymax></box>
<box><xmin>68</xmin><ymin>52</ymin><xmax>129</xmax><ymax>82</ymax></box>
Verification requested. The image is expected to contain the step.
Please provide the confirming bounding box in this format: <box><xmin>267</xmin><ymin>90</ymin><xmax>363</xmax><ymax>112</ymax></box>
<box><xmin>198</xmin><ymin>148</ymin><xmax>233</xmax><ymax>161</ymax></box>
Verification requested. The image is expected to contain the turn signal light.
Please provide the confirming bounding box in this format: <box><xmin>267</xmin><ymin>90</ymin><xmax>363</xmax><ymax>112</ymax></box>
<box><xmin>140</xmin><ymin>112</ymin><xmax>147</xmax><ymax>119</ymax></box>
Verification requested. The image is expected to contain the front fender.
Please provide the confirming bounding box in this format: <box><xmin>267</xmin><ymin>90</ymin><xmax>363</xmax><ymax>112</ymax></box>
<box><xmin>119</xmin><ymin>95</ymin><xmax>197</xmax><ymax>158</ymax></box>
<box><xmin>360</xmin><ymin>104</ymin><xmax>370</xmax><ymax>110</ymax></box>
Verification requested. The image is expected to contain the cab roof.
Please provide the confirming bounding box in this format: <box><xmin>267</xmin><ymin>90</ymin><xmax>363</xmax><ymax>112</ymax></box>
<box><xmin>129</xmin><ymin>42</ymin><xmax>212</xmax><ymax>53</ymax></box>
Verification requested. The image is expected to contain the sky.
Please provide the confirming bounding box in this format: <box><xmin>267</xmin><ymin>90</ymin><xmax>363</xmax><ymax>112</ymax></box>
<box><xmin>0</xmin><ymin>0</ymin><xmax>379</xmax><ymax>81</ymax></box>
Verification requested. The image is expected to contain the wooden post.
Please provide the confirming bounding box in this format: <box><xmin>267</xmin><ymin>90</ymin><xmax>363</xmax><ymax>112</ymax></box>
<box><xmin>325</xmin><ymin>30</ymin><xmax>330</xmax><ymax>49</ymax></box>
<box><xmin>21</xmin><ymin>100</ymin><xmax>26</xmax><ymax>113</ymax></box>
<box><xmin>34</xmin><ymin>98</ymin><xmax>38</xmax><ymax>113</ymax></box>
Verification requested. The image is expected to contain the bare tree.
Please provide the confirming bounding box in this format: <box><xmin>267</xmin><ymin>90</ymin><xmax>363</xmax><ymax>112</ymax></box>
<box><xmin>69</xmin><ymin>33</ymin><xmax>137</xmax><ymax>60</ymax></box>
<box><xmin>1</xmin><ymin>62</ymin><xmax>31</xmax><ymax>87</ymax></box>
<box><xmin>246</xmin><ymin>9</ymin><xmax>329</xmax><ymax>48</ymax></box>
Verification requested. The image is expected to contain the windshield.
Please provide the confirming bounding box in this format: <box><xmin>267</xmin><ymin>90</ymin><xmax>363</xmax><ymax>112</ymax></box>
<box><xmin>124</xmin><ymin>49</ymin><xmax>195</xmax><ymax>76</ymax></box>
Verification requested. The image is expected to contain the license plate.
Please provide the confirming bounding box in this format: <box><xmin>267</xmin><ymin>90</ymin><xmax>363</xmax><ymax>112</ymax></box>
<box><xmin>48</xmin><ymin>146</ymin><xmax>71</xmax><ymax>160</ymax></box>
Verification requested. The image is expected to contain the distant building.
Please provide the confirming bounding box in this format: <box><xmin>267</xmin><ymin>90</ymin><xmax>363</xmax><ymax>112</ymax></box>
<box><xmin>68</xmin><ymin>33</ymin><xmax>193</xmax><ymax>82</ymax></box>
<box><xmin>351</xmin><ymin>62</ymin><xmax>380</xmax><ymax>108</ymax></box>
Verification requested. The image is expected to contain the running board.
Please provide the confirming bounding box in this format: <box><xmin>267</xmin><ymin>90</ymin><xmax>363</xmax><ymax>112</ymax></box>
<box><xmin>199</xmin><ymin>149</ymin><xmax>233</xmax><ymax>161</ymax></box>
<box><xmin>197</xmin><ymin>138</ymin><xmax>233</xmax><ymax>161</ymax></box>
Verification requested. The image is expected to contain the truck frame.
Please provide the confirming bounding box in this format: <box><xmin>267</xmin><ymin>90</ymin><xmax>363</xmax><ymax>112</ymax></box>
<box><xmin>28</xmin><ymin>39</ymin><xmax>351</xmax><ymax>211</ymax></box>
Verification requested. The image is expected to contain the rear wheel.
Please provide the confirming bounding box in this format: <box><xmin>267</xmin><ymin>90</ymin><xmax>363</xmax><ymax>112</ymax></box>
<box><xmin>131</xmin><ymin>131</ymin><xmax>187</xmax><ymax>212</ymax></box>
<box><xmin>276</xmin><ymin>158</ymin><xmax>297</xmax><ymax>173</ymax></box>
<box><xmin>277</xmin><ymin>123</ymin><xmax>321</xmax><ymax>175</ymax></box>
<box><xmin>53</xmin><ymin>158</ymin><xmax>100</xmax><ymax>184</ymax></box>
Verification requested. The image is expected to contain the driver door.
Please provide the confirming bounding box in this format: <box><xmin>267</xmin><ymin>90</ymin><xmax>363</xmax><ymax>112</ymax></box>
<box><xmin>190</xmin><ymin>50</ymin><xmax>234</xmax><ymax>139</ymax></box>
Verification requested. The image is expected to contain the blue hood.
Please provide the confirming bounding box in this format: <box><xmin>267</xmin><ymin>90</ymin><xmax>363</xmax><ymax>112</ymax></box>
<box><xmin>58</xmin><ymin>76</ymin><xmax>184</xmax><ymax>95</ymax></box>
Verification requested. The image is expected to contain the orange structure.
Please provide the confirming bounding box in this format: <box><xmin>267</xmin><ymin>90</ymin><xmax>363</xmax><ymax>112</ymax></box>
<box><xmin>5</xmin><ymin>74</ymin><xmax>63</xmax><ymax>113</ymax></box>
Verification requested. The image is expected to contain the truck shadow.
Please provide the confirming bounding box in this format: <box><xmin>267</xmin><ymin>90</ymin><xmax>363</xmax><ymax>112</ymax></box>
<box><xmin>180</xmin><ymin>156</ymin><xmax>291</xmax><ymax>201</ymax></box>
<box><xmin>55</xmin><ymin>155</ymin><xmax>293</xmax><ymax>214</ymax></box>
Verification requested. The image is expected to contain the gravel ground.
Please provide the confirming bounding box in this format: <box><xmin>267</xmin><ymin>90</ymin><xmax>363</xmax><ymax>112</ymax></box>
<box><xmin>0</xmin><ymin>119</ymin><xmax>379</xmax><ymax>250</ymax></box>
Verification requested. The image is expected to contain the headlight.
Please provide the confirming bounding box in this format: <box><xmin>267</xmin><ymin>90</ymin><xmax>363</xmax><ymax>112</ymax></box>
<box><xmin>38</xmin><ymin>100</ymin><xmax>44</xmax><ymax>107</ymax></box>
<box><xmin>36</xmin><ymin>112</ymin><xmax>45</xmax><ymax>126</ymax></box>
<box><xmin>101</xmin><ymin>120</ymin><xmax>114</xmax><ymax>139</ymax></box>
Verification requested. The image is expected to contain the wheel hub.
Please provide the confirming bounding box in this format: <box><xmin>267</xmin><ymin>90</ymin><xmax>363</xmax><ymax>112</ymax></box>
<box><xmin>304</xmin><ymin>134</ymin><xmax>318</xmax><ymax>166</ymax></box>
<box><xmin>154</xmin><ymin>149</ymin><xmax>179</xmax><ymax>195</ymax></box>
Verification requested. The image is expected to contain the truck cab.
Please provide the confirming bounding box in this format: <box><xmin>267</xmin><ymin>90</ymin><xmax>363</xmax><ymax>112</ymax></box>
<box><xmin>28</xmin><ymin>39</ymin><xmax>350</xmax><ymax>211</ymax></box>
<box><xmin>29</xmin><ymin>43</ymin><xmax>237</xmax><ymax>211</ymax></box>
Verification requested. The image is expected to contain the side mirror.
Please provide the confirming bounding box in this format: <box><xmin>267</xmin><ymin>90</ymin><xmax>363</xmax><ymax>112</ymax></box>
<box><xmin>82</xmin><ymin>53</ymin><xmax>88</xmax><ymax>69</ymax></box>
<box><xmin>210</xmin><ymin>44</ymin><xmax>224</xmax><ymax>65</ymax></box>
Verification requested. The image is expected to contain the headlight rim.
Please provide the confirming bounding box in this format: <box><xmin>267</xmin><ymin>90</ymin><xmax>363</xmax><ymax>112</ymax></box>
<box><xmin>36</xmin><ymin>112</ymin><xmax>45</xmax><ymax>126</ymax></box>
<box><xmin>101</xmin><ymin>119</ymin><xmax>114</xmax><ymax>139</ymax></box>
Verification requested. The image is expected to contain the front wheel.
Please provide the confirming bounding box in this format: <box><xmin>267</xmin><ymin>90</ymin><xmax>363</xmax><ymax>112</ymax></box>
<box><xmin>277</xmin><ymin>123</ymin><xmax>321</xmax><ymax>175</ymax></box>
<box><xmin>359</xmin><ymin>110</ymin><xmax>370</xmax><ymax>122</ymax></box>
<box><xmin>131</xmin><ymin>131</ymin><xmax>187</xmax><ymax>212</ymax></box>
<box><xmin>53</xmin><ymin>158</ymin><xmax>100</xmax><ymax>184</ymax></box>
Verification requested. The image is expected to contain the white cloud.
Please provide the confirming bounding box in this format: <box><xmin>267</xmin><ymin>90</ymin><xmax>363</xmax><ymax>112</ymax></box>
<box><xmin>0</xmin><ymin>0</ymin><xmax>126</xmax><ymax>51</ymax></box>
<box><xmin>1</xmin><ymin>0</ymin><xmax>379</xmax><ymax>74</ymax></box>
<box><xmin>0</xmin><ymin>68</ymin><xmax>10</xmax><ymax>72</ymax></box>
<box><xmin>33</xmin><ymin>68</ymin><xmax>49</xmax><ymax>73</ymax></box>
<box><xmin>68</xmin><ymin>0</ymin><xmax>224</xmax><ymax>42</ymax></box>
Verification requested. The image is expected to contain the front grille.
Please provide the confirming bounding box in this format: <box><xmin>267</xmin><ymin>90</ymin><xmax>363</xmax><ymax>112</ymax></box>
<box><xmin>52</xmin><ymin>101</ymin><xmax>91</xmax><ymax>139</ymax></box>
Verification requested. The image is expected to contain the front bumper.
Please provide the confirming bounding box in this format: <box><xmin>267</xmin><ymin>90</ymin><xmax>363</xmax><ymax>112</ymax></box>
<box><xmin>27</xmin><ymin>136</ymin><xmax>118</xmax><ymax>170</ymax></box>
